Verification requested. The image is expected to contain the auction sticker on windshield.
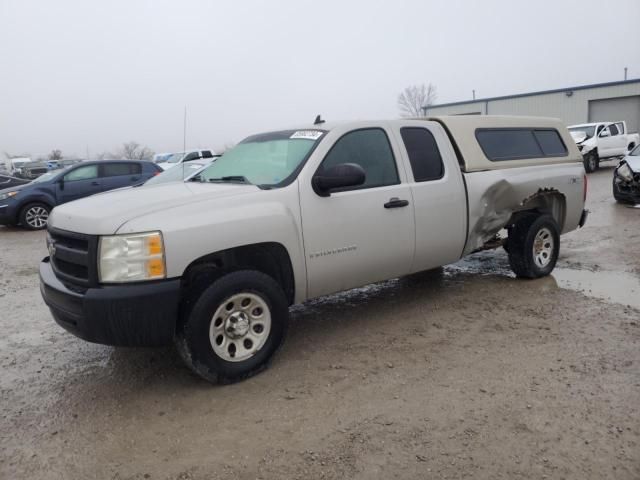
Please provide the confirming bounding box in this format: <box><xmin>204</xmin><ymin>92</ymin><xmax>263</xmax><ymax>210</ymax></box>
<box><xmin>290</xmin><ymin>130</ymin><xmax>323</xmax><ymax>140</ymax></box>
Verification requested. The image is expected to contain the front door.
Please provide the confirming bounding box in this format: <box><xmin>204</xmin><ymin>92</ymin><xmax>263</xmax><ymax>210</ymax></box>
<box><xmin>299</xmin><ymin>127</ymin><xmax>415</xmax><ymax>299</ymax></box>
<box><xmin>57</xmin><ymin>164</ymin><xmax>101</xmax><ymax>204</ymax></box>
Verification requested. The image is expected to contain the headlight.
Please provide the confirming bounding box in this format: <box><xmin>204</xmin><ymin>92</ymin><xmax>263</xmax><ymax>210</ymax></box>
<box><xmin>617</xmin><ymin>163</ymin><xmax>634</xmax><ymax>182</ymax></box>
<box><xmin>98</xmin><ymin>231</ymin><xmax>166</xmax><ymax>283</ymax></box>
<box><xmin>0</xmin><ymin>191</ymin><xmax>19</xmax><ymax>201</ymax></box>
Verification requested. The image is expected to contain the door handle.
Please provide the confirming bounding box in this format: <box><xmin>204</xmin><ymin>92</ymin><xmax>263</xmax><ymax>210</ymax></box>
<box><xmin>384</xmin><ymin>197</ymin><xmax>409</xmax><ymax>209</ymax></box>
<box><xmin>131</xmin><ymin>176</ymin><xmax>139</xmax><ymax>181</ymax></box>
<box><xmin>91</xmin><ymin>181</ymin><xmax>100</xmax><ymax>186</ymax></box>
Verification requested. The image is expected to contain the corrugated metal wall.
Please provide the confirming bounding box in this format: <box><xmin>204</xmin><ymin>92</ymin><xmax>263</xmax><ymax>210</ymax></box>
<box><xmin>426</xmin><ymin>82</ymin><xmax>640</xmax><ymax>130</ymax></box>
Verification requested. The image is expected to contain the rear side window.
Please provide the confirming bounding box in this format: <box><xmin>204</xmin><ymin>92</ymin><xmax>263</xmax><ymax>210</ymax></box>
<box><xmin>320</xmin><ymin>128</ymin><xmax>399</xmax><ymax>189</ymax></box>
<box><xmin>476</xmin><ymin>129</ymin><xmax>567</xmax><ymax>161</ymax></box>
<box><xmin>614</xmin><ymin>122</ymin><xmax>624</xmax><ymax>134</ymax></box>
<box><xmin>609</xmin><ymin>124</ymin><xmax>619</xmax><ymax>136</ymax></box>
<box><xmin>102</xmin><ymin>163</ymin><xmax>141</xmax><ymax>176</ymax></box>
<box><xmin>400</xmin><ymin>127</ymin><xmax>444</xmax><ymax>181</ymax></box>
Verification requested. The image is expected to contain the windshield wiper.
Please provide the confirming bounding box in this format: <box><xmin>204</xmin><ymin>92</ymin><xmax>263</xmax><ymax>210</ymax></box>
<box><xmin>208</xmin><ymin>176</ymin><xmax>252</xmax><ymax>184</ymax></box>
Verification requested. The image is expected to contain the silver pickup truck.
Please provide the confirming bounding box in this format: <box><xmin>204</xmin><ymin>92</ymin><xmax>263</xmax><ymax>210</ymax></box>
<box><xmin>40</xmin><ymin>115</ymin><xmax>588</xmax><ymax>383</ymax></box>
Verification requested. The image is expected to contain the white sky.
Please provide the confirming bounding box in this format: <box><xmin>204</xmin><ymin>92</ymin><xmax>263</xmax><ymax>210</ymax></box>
<box><xmin>1</xmin><ymin>0</ymin><xmax>639</xmax><ymax>157</ymax></box>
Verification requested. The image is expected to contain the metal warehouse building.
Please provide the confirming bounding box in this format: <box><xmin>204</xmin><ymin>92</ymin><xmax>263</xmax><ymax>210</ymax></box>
<box><xmin>425</xmin><ymin>78</ymin><xmax>640</xmax><ymax>133</ymax></box>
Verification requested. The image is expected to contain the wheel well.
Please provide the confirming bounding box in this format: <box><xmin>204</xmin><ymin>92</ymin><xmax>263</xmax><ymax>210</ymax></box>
<box><xmin>16</xmin><ymin>200</ymin><xmax>53</xmax><ymax>221</ymax></box>
<box><xmin>507</xmin><ymin>191</ymin><xmax>566</xmax><ymax>232</ymax></box>
<box><xmin>181</xmin><ymin>242</ymin><xmax>296</xmax><ymax>311</ymax></box>
<box><xmin>629</xmin><ymin>142</ymin><xmax>636</xmax><ymax>150</ymax></box>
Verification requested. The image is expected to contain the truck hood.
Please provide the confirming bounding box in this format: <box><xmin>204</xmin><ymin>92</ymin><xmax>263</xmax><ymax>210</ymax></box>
<box><xmin>49</xmin><ymin>181</ymin><xmax>258</xmax><ymax>235</ymax></box>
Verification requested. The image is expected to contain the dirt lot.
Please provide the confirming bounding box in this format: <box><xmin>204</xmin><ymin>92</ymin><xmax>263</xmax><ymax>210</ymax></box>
<box><xmin>1</xmin><ymin>165</ymin><xmax>639</xmax><ymax>480</ymax></box>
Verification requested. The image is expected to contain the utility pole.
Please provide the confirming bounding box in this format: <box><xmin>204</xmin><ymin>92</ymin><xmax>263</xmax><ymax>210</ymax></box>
<box><xmin>472</xmin><ymin>89</ymin><xmax>476</xmax><ymax>100</ymax></box>
<box><xmin>624</xmin><ymin>67</ymin><xmax>628</xmax><ymax>80</ymax></box>
<box><xmin>183</xmin><ymin>106</ymin><xmax>187</xmax><ymax>152</ymax></box>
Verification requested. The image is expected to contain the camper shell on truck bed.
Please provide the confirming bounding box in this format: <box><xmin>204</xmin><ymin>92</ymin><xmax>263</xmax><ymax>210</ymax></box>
<box><xmin>431</xmin><ymin>115</ymin><xmax>582</xmax><ymax>172</ymax></box>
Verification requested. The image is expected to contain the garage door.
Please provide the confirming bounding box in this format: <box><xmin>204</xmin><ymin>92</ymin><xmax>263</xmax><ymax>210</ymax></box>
<box><xmin>589</xmin><ymin>95</ymin><xmax>640</xmax><ymax>133</ymax></box>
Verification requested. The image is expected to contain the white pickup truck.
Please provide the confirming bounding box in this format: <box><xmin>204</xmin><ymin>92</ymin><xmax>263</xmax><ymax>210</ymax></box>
<box><xmin>568</xmin><ymin>121</ymin><xmax>640</xmax><ymax>172</ymax></box>
<box><xmin>40</xmin><ymin>116</ymin><xmax>588</xmax><ymax>384</ymax></box>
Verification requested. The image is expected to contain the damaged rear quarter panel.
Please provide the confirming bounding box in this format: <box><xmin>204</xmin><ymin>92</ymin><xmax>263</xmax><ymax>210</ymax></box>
<box><xmin>462</xmin><ymin>163</ymin><xmax>585</xmax><ymax>255</ymax></box>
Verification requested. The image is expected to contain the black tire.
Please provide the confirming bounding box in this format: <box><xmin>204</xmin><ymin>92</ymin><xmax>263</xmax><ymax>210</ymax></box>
<box><xmin>19</xmin><ymin>202</ymin><xmax>50</xmax><ymax>230</ymax></box>
<box><xmin>176</xmin><ymin>270</ymin><xmax>289</xmax><ymax>384</ymax></box>
<box><xmin>583</xmin><ymin>152</ymin><xmax>598</xmax><ymax>173</ymax></box>
<box><xmin>507</xmin><ymin>214</ymin><xmax>560</xmax><ymax>279</ymax></box>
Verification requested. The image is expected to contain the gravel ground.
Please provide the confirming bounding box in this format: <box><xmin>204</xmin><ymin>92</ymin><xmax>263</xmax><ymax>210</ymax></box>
<box><xmin>1</xmin><ymin>165</ymin><xmax>639</xmax><ymax>479</ymax></box>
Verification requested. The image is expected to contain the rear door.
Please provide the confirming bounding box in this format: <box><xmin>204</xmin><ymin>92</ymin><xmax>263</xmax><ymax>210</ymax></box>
<box><xmin>58</xmin><ymin>164</ymin><xmax>101</xmax><ymax>203</ymax></box>
<box><xmin>392</xmin><ymin>121</ymin><xmax>467</xmax><ymax>271</ymax></box>
<box><xmin>100</xmin><ymin>162</ymin><xmax>142</xmax><ymax>191</ymax></box>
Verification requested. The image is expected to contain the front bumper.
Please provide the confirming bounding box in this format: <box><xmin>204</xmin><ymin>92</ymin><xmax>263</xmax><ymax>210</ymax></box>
<box><xmin>0</xmin><ymin>204</ymin><xmax>16</xmax><ymax>225</ymax></box>
<box><xmin>40</xmin><ymin>258</ymin><xmax>181</xmax><ymax>346</ymax></box>
<box><xmin>613</xmin><ymin>179</ymin><xmax>640</xmax><ymax>204</ymax></box>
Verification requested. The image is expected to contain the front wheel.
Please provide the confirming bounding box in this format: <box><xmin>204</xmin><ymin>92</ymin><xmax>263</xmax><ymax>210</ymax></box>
<box><xmin>19</xmin><ymin>203</ymin><xmax>50</xmax><ymax>230</ymax></box>
<box><xmin>176</xmin><ymin>270</ymin><xmax>289</xmax><ymax>384</ymax></box>
<box><xmin>507</xmin><ymin>214</ymin><xmax>560</xmax><ymax>278</ymax></box>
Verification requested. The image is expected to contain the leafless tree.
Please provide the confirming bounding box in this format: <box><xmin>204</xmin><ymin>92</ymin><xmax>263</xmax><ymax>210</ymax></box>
<box><xmin>117</xmin><ymin>141</ymin><xmax>154</xmax><ymax>160</ymax></box>
<box><xmin>48</xmin><ymin>149</ymin><xmax>63</xmax><ymax>160</ymax></box>
<box><xmin>397</xmin><ymin>83</ymin><xmax>437</xmax><ymax>118</ymax></box>
<box><xmin>95</xmin><ymin>151</ymin><xmax>113</xmax><ymax>160</ymax></box>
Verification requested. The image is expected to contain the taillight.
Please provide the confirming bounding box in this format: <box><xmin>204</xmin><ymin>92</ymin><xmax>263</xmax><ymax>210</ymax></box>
<box><xmin>583</xmin><ymin>174</ymin><xmax>588</xmax><ymax>203</ymax></box>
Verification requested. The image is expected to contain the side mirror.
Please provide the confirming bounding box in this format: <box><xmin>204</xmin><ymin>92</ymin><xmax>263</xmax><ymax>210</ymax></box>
<box><xmin>312</xmin><ymin>163</ymin><xmax>365</xmax><ymax>197</ymax></box>
<box><xmin>599</xmin><ymin>130</ymin><xmax>610</xmax><ymax>138</ymax></box>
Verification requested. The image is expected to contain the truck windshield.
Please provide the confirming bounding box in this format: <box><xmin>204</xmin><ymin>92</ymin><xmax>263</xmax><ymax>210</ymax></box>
<box><xmin>166</xmin><ymin>153</ymin><xmax>185</xmax><ymax>164</ymax></box>
<box><xmin>197</xmin><ymin>130</ymin><xmax>325</xmax><ymax>187</ymax></box>
<box><xmin>569</xmin><ymin>126</ymin><xmax>596</xmax><ymax>139</ymax></box>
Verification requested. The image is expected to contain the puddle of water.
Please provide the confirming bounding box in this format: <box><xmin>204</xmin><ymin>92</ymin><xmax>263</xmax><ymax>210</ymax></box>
<box><xmin>552</xmin><ymin>268</ymin><xmax>640</xmax><ymax>309</ymax></box>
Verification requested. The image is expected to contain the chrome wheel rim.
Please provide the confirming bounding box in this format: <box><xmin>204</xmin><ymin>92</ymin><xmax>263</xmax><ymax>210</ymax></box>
<box><xmin>533</xmin><ymin>227</ymin><xmax>554</xmax><ymax>268</ymax></box>
<box><xmin>589</xmin><ymin>156</ymin><xmax>596</xmax><ymax>170</ymax></box>
<box><xmin>209</xmin><ymin>293</ymin><xmax>271</xmax><ymax>362</ymax></box>
<box><xmin>25</xmin><ymin>206</ymin><xmax>49</xmax><ymax>228</ymax></box>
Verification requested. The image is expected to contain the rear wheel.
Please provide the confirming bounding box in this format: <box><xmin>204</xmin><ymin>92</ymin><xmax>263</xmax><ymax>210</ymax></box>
<box><xmin>19</xmin><ymin>203</ymin><xmax>50</xmax><ymax>230</ymax></box>
<box><xmin>583</xmin><ymin>152</ymin><xmax>598</xmax><ymax>173</ymax></box>
<box><xmin>507</xmin><ymin>214</ymin><xmax>560</xmax><ymax>278</ymax></box>
<box><xmin>176</xmin><ymin>270</ymin><xmax>289</xmax><ymax>384</ymax></box>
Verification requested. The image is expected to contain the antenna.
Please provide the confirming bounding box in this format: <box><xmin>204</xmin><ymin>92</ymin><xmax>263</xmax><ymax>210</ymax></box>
<box><xmin>314</xmin><ymin>115</ymin><xmax>325</xmax><ymax>125</ymax></box>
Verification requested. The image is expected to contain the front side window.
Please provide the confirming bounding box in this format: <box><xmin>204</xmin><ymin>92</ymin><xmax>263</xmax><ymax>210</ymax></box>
<box><xmin>319</xmin><ymin>128</ymin><xmax>399</xmax><ymax>189</ymax></box>
<box><xmin>400</xmin><ymin>127</ymin><xmax>444</xmax><ymax>182</ymax></box>
<box><xmin>476</xmin><ymin>128</ymin><xmax>567</xmax><ymax>161</ymax></box>
<box><xmin>198</xmin><ymin>130</ymin><xmax>324</xmax><ymax>186</ymax></box>
<box><xmin>65</xmin><ymin>165</ymin><xmax>98</xmax><ymax>181</ymax></box>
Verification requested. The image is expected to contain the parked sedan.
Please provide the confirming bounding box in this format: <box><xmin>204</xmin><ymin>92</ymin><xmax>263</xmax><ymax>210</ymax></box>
<box><xmin>613</xmin><ymin>144</ymin><xmax>640</xmax><ymax>204</ymax></box>
<box><xmin>0</xmin><ymin>174</ymin><xmax>29</xmax><ymax>189</ymax></box>
<box><xmin>0</xmin><ymin>160</ymin><xmax>162</xmax><ymax>230</ymax></box>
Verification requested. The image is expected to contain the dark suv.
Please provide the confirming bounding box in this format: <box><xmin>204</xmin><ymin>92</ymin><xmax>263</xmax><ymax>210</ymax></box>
<box><xmin>0</xmin><ymin>160</ymin><xmax>162</xmax><ymax>230</ymax></box>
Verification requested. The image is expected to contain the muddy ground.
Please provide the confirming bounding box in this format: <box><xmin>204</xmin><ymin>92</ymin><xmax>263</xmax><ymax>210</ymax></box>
<box><xmin>1</xmin><ymin>165</ymin><xmax>639</xmax><ymax>479</ymax></box>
